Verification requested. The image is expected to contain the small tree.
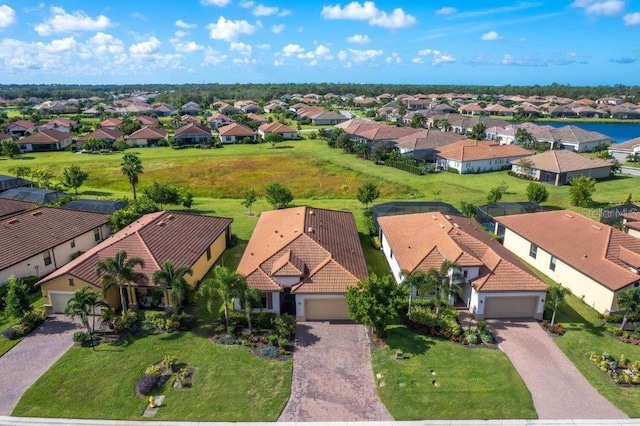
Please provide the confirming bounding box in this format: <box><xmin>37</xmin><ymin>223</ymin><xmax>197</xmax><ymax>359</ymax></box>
<box><xmin>4</xmin><ymin>275</ymin><xmax>32</xmax><ymax>319</ymax></box>
<box><xmin>400</xmin><ymin>270</ymin><xmax>428</xmax><ymax>314</ymax></box>
<box><xmin>152</xmin><ymin>261</ymin><xmax>193</xmax><ymax>311</ymax></box>
<box><xmin>467</xmin><ymin>122</ymin><xmax>486</xmax><ymax>140</ymax></box>
<box><xmin>143</xmin><ymin>182</ymin><xmax>181</xmax><ymax>209</ymax></box>
<box><xmin>345</xmin><ymin>274</ymin><xmax>407</xmax><ymax>338</ymax></box>
<box><xmin>120</xmin><ymin>153</ymin><xmax>144</xmax><ymax>200</ymax></box>
<box><xmin>64</xmin><ymin>287</ymin><xmax>108</xmax><ymax>339</ymax></box>
<box><xmin>264</xmin><ymin>182</ymin><xmax>293</xmax><ymax>209</ymax></box>
<box><xmin>515</xmin><ymin>128</ymin><xmax>537</xmax><ymax>148</ymax></box>
<box><xmin>568</xmin><ymin>175</ymin><xmax>596</xmax><ymax>207</ymax></box>
<box><xmin>548</xmin><ymin>285</ymin><xmax>571</xmax><ymax>326</ymax></box>
<box><xmin>486</xmin><ymin>186</ymin><xmax>503</xmax><ymax>204</ymax></box>
<box><xmin>357</xmin><ymin>182</ymin><xmax>380</xmax><ymax>208</ymax></box>
<box><xmin>1</xmin><ymin>140</ymin><xmax>19</xmax><ymax>158</ymax></box>
<box><xmin>198</xmin><ymin>266</ymin><xmax>245</xmax><ymax>333</ymax></box>
<box><xmin>242</xmin><ymin>188</ymin><xmax>257</xmax><ymax>215</ymax></box>
<box><xmin>617</xmin><ymin>287</ymin><xmax>640</xmax><ymax>331</ymax></box>
<box><xmin>459</xmin><ymin>201</ymin><xmax>477</xmax><ymax>218</ymax></box>
<box><xmin>526</xmin><ymin>182</ymin><xmax>549</xmax><ymax>204</ymax></box>
<box><xmin>62</xmin><ymin>165</ymin><xmax>89</xmax><ymax>195</ymax></box>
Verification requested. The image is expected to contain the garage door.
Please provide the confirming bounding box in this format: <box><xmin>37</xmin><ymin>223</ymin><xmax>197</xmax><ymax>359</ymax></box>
<box><xmin>484</xmin><ymin>296</ymin><xmax>538</xmax><ymax>319</ymax></box>
<box><xmin>50</xmin><ymin>292</ymin><xmax>75</xmax><ymax>314</ymax></box>
<box><xmin>304</xmin><ymin>298</ymin><xmax>351</xmax><ymax>321</ymax></box>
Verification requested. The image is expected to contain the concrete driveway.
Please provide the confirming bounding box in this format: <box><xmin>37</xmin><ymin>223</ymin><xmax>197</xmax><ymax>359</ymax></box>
<box><xmin>489</xmin><ymin>319</ymin><xmax>627</xmax><ymax>420</ymax></box>
<box><xmin>0</xmin><ymin>315</ymin><xmax>79</xmax><ymax>415</ymax></box>
<box><xmin>278</xmin><ymin>322</ymin><xmax>392</xmax><ymax>422</ymax></box>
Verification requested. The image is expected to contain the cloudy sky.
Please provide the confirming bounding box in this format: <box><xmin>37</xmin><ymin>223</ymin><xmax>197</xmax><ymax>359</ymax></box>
<box><xmin>0</xmin><ymin>0</ymin><xmax>639</xmax><ymax>85</ymax></box>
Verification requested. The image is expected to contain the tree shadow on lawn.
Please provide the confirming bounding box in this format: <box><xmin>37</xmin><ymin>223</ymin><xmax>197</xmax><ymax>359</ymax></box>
<box><xmin>159</xmin><ymin>331</ymin><xmax>184</xmax><ymax>342</ymax></box>
<box><xmin>82</xmin><ymin>190</ymin><xmax>114</xmax><ymax>197</ymax></box>
<box><xmin>557</xmin><ymin>303</ymin><xmax>605</xmax><ymax>336</ymax></box>
<box><xmin>384</xmin><ymin>326</ymin><xmax>434</xmax><ymax>357</ymax></box>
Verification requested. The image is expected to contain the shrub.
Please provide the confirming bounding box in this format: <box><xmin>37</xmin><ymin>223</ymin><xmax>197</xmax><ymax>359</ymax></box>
<box><xmin>371</xmin><ymin>236</ymin><xmax>381</xmax><ymax>249</ymax></box>
<box><xmin>162</xmin><ymin>355</ymin><xmax>178</xmax><ymax>369</ymax></box>
<box><xmin>216</xmin><ymin>335</ymin><xmax>237</xmax><ymax>345</ymax></box>
<box><xmin>1</xmin><ymin>327</ymin><xmax>19</xmax><ymax>340</ymax></box>
<box><xmin>257</xmin><ymin>312</ymin><xmax>276</xmax><ymax>329</ymax></box>
<box><xmin>72</xmin><ymin>331</ymin><xmax>89</xmax><ymax>344</ymax></box>
<box><xmin>477</xmin><ymin>321</ymin><xmax>487</xmax><ymax>332</ymax></box>
<box><xmin>113</xmin><ymin>310</ymin><xmax>139</xmax><ymax>332</ymax></box>
<box><xmin>18</xmin><ymin>307</ymin><xmax>48</xmax><ymax>331</ymax></box>
<box><xmin>274</xmin><ymin>314</ymin><xmax>295</xmax><ymax>339</ymax></box>
<box><xmin>143</xmin><ymin>310</ymin><xmax>170</xmax><ymax>331</ymax></box>
<box><xmin>260</xmin><ymin>345</ymin><xmax>279</xmax><ymax>359</ymax></box>
<box><xmin>145</xmin><ymin>364</ymin><xmax>163</xmax><ymax>375</ymax></box>
<box><xmin>136</xmin><ymin>374</ymin><xmax>159</xmax><ymax>395</ymax></box>
<box><xmin>479</xmin><ymin>331</ymin><xmax>495</xmax><ymax>344</ymax></box>
<box><xmin>267</xmin><ymin>333</ymin><xmax>279</xmax><ymax>346</ymax></box>
<box><xmin>278</xmin><ymin>337</ymin><xmax>289</xmax><ymax>348</ymax></box>
<box><xmin>172</xmin><ymin>312</ymin><xmax>197</xmax><ymax>331</ymax></box>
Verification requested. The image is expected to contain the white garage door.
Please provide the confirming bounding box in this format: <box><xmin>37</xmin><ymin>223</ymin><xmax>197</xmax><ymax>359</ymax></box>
<box><xmin>50</xmin><ymin>292</ymin><xmax>75</xmax><ymax>314</ymax></box>
<box><xmin>304</xmin><ymin>298</ymin><xmax>351</xmax><ymax>321</ymax></box>
<box><xmin>484</xmin><ymin>296</ymin><xmax>538</xmax><ymax>319</ymax></box>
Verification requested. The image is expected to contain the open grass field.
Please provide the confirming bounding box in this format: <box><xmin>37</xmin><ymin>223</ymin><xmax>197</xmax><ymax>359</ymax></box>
<box><xmin>371</xmin><ymin>325</ymin><xmax>537</xmax><ymax>420</ymax></box>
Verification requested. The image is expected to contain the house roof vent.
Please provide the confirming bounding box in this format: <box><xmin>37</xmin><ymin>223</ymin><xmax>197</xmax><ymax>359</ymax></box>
<box><xmin>564</xmin><ymin>213</ymin><xmax>574</xmax><ymax>218</ymax></box>
<box><xmin>307</xmin><ymin>227</ymin><xmax>314</xmax><ymax>233</ymax></box>
<box><xmin>591</xmin><ymin>225</ymin><xmax>602</xmax><ymax>231</ymax></box>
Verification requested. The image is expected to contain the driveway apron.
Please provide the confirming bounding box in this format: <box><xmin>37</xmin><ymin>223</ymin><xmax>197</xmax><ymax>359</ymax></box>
<box><xmin>489</xmin><ymin>319</ymin><xmax>627</xmax><ymax>420</ymax></box>
<box><xmin>0</xmin><ymin>315</ymin><xmax>79</xmax><ymax>415</ymax></box>
<box><xmin>278</xmin><ymin>321</ymin><xmax>392</xmax><ymax>422</ymax></box>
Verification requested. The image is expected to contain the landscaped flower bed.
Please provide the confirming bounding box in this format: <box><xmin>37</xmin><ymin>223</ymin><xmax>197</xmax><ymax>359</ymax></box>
<box><xmin>589</xmin><ymin>352</ymin><xmax>640</xmax><ymax>386</ymax></box>
<box><xmin>135</xmin><ymin>355</ymin><xmax>196</xmax><ymax>396</ymax></box>
<box><xmin>541</xmin><ymin>320</ymin><xmax>565</xmax><ymax>336</ymax></box>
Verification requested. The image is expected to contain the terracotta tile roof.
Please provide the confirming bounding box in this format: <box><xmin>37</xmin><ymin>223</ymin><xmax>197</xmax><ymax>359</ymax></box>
<box><xmin>175</xmin><ymin>122</ymin><xmax>211</xmax><ymax>137</ymax></box>
<box><xmin>394</xmin><ymin>129</ymin><xmax>467</xmax><ymax>152</ymax></box>
<box><xmin>127</xmin><ymin>126</ymin><xmax>167</xmax><ymax>139</ymax></box>
<box><xmin>246</xmin><ymin>113</ymin><xmax>267</xmax><ymax>122</ymax></box>
<box><xmin>218</xmin><ymin>123</ymin><xmax>255</xmax><ymax>137</ymax></box>
<box><xmin>9</xmin><ymin>120</ymin><xmax>35</xmax><ymax>129</ymax></box>
<box><xmin>136</xmin><ymin>115</ymin><xmax>159</xmax><ymax>126</ymax></box>
<box><xmin>259</xmin><ymin>122</ymin><xmax>296</xmax><ymax>134</ymax></box>
<box><xmin>497</xmin><ymin>210</ymin><xmax>640</xmax><ymax>291</ymax></box>
<box><xmin>514</xmin><ymin>150</ymin><xmax>613</xmax><ymax>173</ymax></box>
<box><xmin>436</xmin><ymin>139</ymin><xmax>531</xmax><ymax>162</ymax></box>
<box><xmin>378</xmin><ymin>212</ymin><xmax>546</xmax><ymax>293</ymax></box>
<box><xmin>100</xmin><ymin>118</ymin><xmax>122</xmax><ymax>127</ymax></box>
<box><xmin>0</xmin><ymin>207</ymin><xmax>109</xmax><ymax>271</ymax></box>
<box><xmin>79</xmin><ymin>128</ymin><xmax>124</xmax><ymax>141</ymax></box>
<box><xmin>19</xmin><ymin>129</ymin><xmax>70</xmax><ymax>144</ymax></box>
<box><xmin>238</xmin><ymin>207</ymin><xmax>368</xmax><ymax>294</ymax></box>
<box><xmin>39</xmin><ymin>212</ymin><xmax>232</xmax><ymax>288</ymax></box>
<box><xmin>0</xmin><ymin>199</ymin><xmax>36</xmax><ymax>219</ymax></box>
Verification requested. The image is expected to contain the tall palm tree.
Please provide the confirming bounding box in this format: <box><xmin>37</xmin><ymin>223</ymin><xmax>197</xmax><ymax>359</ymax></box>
<box><xmin>152</xmin><ymin>261</ymin><xmax>193</xmax><ymax>312</ymax></box>
<box><xmin>95</xmin><ymin>250</ymin><xmax>145</xmax><ymax>313</ymax></box>
<box><xmin>198</xmin><ymin>266</ymin><xmax>245</xmax><ymax>333</ymax></box>
<box><xmin>120</xmin><ymin>153</ymin><xmax>143</xmax><ymax>200</ymax></box>
<box><xmin>617</xmin><ymin>288</ymin><xmax>640</xmax><ymax>331</ymax></box>
<box><xmin>423</xmin><ymin>260</ymin><xmax>464</xmax><ymax>318</ymax></box>
<box><xmin>400</xmin><ymin>269</ymin><xmax>428</xmax><ymax>314</ymax></box>
<box><xmin>64</xmin><ymin>287</ymin><xmax>108</xmax><ymax>337</ymax></box>
<box><xmin>548</xmin><ymin>285</ymin><xmax>571</xmax><ymax>326</ymax></box>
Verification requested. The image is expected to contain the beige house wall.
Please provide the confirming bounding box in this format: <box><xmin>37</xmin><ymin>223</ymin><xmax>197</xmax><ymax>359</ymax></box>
<box><xmin>41</xmin><ymin>274</ymin><xmax>120</xmax><ymax>309</ymax></box>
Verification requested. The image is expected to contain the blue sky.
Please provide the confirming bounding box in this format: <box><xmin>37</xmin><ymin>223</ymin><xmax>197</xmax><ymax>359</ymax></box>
<box><xmin>0</xmin><ymin>0</ymin><xmax>639</xmax><ymax>85</ymax></box>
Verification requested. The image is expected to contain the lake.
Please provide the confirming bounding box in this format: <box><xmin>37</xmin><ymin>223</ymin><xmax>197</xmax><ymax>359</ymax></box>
<box><xmin>537</xmin><ymin>121</ymin><xmax>640</xmax><ymax>143</ymax></box>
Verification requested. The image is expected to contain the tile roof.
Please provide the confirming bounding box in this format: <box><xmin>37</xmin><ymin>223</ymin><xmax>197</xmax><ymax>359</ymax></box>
<box><xmin>259</xmin><ymin>122</ymin><xmax>296</xmax><ymax>134</ymax></box>
<box><xmin>610</xmin><ymin>137</ymin><xmax>640</xmax><ymax>153</ymax></box>
<box><xmin>237</xmin><ymin>206</ymin><xmax>368</xmax><ymax>294</ymax></box>
<box><xmin>79</xmin><ymin>128</ymin><xmax>124</xmax><ymax>141</ymax></box>
<box><xmin>0</xmin><ymin>207</ymin><xmax>110</xmax><ymax>271</ymax></box>
<box><xmin>514</xmin><ymin>150</ymin><xmax>613</xmax><ymax>173</ymax></box>
<box><xmin>19</xmin><ymin>129</ymin><xmax>70</xmax><ymax>144</ymax></box>
<box><xmin>218</xmin><ymin>123</ymin><xmax>255</xmax><ymax>136</ymax></box>
<box><xmin>378</xmin><ymin>212</ymin><xmax>546</xmax><ymax>292</ymax></box>
<box><xmin>394</xmin><ymin>129</ymin><xmax>467</xmax><ymax>152</ymax></box>
<box><xmin>550</xmin><ymin>125</ymin><xmax>613</xmax><ymax>145</ymax></box>
<box><xmin>497</xmin><ymin>210</ymin><xmax>640</xmax><ymax>291</ymax></box>
<box><xmin>127</xmin><ymin>126</ymin><xmax>167</xmax><ymax>139</ymax></box>
<box><xmin>100</xmin><ymin>118</ymin><xmax>122</xmax><ymax>127</ymax></box>
<box><xmin>39</xmin><ymin>212</ymin><xmax>232</xmax><ymax>288</ymax></box>
<box><xmin>0</xmin><ymin>199</ymin><xmax>36</xmax><ymax>219</ymax></box>
<box><xmin>9</xmin><ymin>120</ymin><xmax>35</xmax><ymax>129</ymax></box>
<box><xmin>436</xmin><ymin>139</ymin><xmax>531</xmax><ymax>162</ymax></box>
<box><xmin>175</xmin><ymin>122</ymin><xmax>211</xmax><ymax>137</ymax></box>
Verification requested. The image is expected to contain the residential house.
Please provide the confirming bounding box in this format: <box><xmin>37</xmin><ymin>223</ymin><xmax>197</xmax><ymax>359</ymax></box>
<box><xmin>394</xmin><ymin>129</ymin><xmax>467</xmax><ymax>161</ymax></box>
<box><xmin>0</xmin><ymin>199</ymin><xmax>35</xmax><ymax>219</ymax></box>
<box><xmin>337</xmin><ymin>119</ymin><xmax>421</xmax><ymax>148</ymax></box>
<box><xmin>7</xmin><ymin>120</ymin><xmax>36</xmax><ymax>137</ymax></box>
<box><xmin>596</xmin><ymin>97</ymin><xmax>623</xmax><ymax>106</ymax></box>
<box><xmin>174</xmin><ymin>123</ymin><xmax>212</xmax><ymax>145</ymax></box>
<box><xmin>245</xmin><ymin>113</ymin><xmax>268</xmax><ymax>125</ymax></box>
<box><xmin>258</xmin><ymin>122</ymin><xmax>298</xmax><ymax>140</ymax></box>
<box><xmin>0</xmin><ymin>132</ymin><xmax>11</xmax><ymax>142</ymax></box>
<box><xmin>297</xmin><ymin>106</ymin><xmax>348</xmax><ymax>125</ymax></box>
<box><xmin>126</xmin><ymin>126</ymin><xmax>168</xmax><ymax>147</ymax></box>
<box><xmin>435</xmin><ymin>139</ymin><xmax>531</xmax><ymax>174</ymax></box>
<box><xmin>18</xmin><ymin>130</ymin><xmax>73</xmax><ymax>152</ymax></box>
<box><xmin>181</xmin><ymin>101</ymin><xmax>201</xmax><ymax>115</ymax></box>
<box><xmin>151</xmin><ymin>103</ymin><xmax>175</xmax><ymax>117</ymax></box>
<box><xmin>496</xmin><ymin>210</ymin><xmax>640</xmax><ymax>314</ymax></box>
<box><xmin>38</xmin><ymin>118</ymin><xmax>76</xmax><ymax>133</ymax></box>
<box><xmin>237</xmin><ymin>206</ymin><xmax>368</xmax><ymax>321</ymax></box>
<box><xmin>38</xmin><ymin>212</ymin><xmax>232</xmax><ymax>313</ymax></box>
<box><xmin>622</xmin><ymin>212</ymin><xmax>640</xmax><ymax>239</ymax></box>
<box><xmin>0</xmin><ymin>207</ymin><xmax>110</xmax><ymax>286</ymax></box>
<box><xmin>180</xmin><ymin>114</ymin><xmax>201</xmax><ymax>125</ymax></box>
<box><xmin>608</xmin><ymin>137</ymin><xmax>640</xmax><ymax>162</ymax></box>
<box><xmin>207</xmin><ymin>113</ymin><xmax>234</xmax><ymax>128</ymax></box>
<box><xmin>512</xmin><ymin>150</ymin><xmax>613</xmax><ymax>185</ymax></box>
<box><xmin>0</xmin><ymin>174</ymin><xmax>33</xmax><ymax>192</ymax></box>
<box><xmin>218</xmin><ymin>123</ymin><xmax>256</xmax><ymax>143</ymax></box>
<box><xmin>610</xmin><ymin>104</ymin><xmax>640</xmax><ymax>119</ymax></box>
<box><xmin>135</xmin><ymin>115</ymin><xmax>159</xmax><ymax>127</ymax></box>
<box><xmin>550</xmin><ymin>125</ymin><xmax>614</xmax><ymax>152</ymax></box>
<box><xmin>99</xmin><ymin>118</ymin><xmax>123</xmax><ymax>130</ymax></box>
<box><xmin>79</xmin><ymin>128</ymin><xmax>124</xmax><ymax>148</ymax></box>
<box><xmin>378</xmin><ymin>212</ymin><xmax>547</xmax><ymax>320</ymax></box>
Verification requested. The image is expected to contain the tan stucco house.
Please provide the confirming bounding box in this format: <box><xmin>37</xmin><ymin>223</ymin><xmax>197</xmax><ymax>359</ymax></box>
<box><xmin>511</xmin><ymin>149</ymin><xmax>613</xmax><ymax>185</ymax></box>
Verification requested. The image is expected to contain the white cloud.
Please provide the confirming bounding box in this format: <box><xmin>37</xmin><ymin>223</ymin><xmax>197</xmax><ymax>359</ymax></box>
<box><xmin>271</xmin><ymin>23</ymin><xmax>285</xmax><ymax>33</ymax></box>
<box><xmin>411</xmin><ymin>57</ymin><xmax>423</xmax><ymax>64</ymax></box>
<box><xmin>201</xmin><ymin>0</ymin><xmax>231</xmax><ymax>6</ymax></box>
<box><xmin>203</xmin><ymin>48</ymin><xmax>228</xmax><ymax>65</ymax></box>
<box><xmin>417</xmin><ymin>48</ymin><xmax>456</xmax><ymax>65</ymax></box>
<box><xmin>254</xmin><ymin>4</ymin><xmax>279</xmax><ymax>16</ymax></box>
<box><xmin>347</xmin><ymin>34</ymin><xmax>370</xmax><ymax>44</ymax></box>
<box><xmin>230</xmin><ymin>41</ymin><xmax>253</xmax><ymax>56</ymax></box>
<box><xmin>34</xmin><ymin>6</ymin><xmax>111</xmax><ymax>36</ymax></box>
<box><xmin>129</xmin><ymin>37</ymin><xmax>161</xmax><ymax>56</ymax></box>
<box><xmin>240</xmin><ymin>0</ymin><xmax>255</xmax><ymax>8</ymax></box>
<box><xmin>174</xmin><ymin>30</ymin><xmax>188</xmax><ymax>38</ymax></box>
<box><xmin>88</xmin><ymin>32</ymin><xmax>124</xmax><ymax>54</ymax></box>
<box><xmin>171</xmin><ymin>39</ymin><xmax>204</xmax><ymax>53</ymax></box>
<box><xmin>385</xmin><ymin>52</ymin><xmax>401</xmax><ymax>63</ymax></box>
<box><xmin>274</xmin><ymin>58</ymin><xmax>285</xmax><ymax>66</ymax></box>
<box><xmin>175</xmin><ymin>19</ymin><xmax>196</xmax><ymax>29</ymax></box>
<box><xmin>232</xmin><ymin>57</ymin><xmax>257</xmax><ymax>64</ymax></box>
<box><xmin>39</xmin><ymin>37</ymin><xmax>76</xmax><ymax>53</ymax></box>
<box><xmin>337</xmin><ymin>48</ymin><xmax>383</xmax><ymax>63</ymax></box>
<box><xmin>481</xmin><ymin>30</ymin><xmax>499</xmax><ymax>41</ymax></box>
<box><xmin>435</xmin><ymin>6</ymin><xmax>456</xmax><ymax>15</ymax></box>
<box><xmin>502</xmin><ymin>53</ymin><xmax>514</xmax><ymax>65</ymax></box>
<box><xmin>297</xmin><ymin>44</ymin><xmax>333</xmax><ymax>63</ymax></box>
<box><xmin>624</xmin><ymin>12</ymin><xmax>640</xmax><ymax>25</ymax></box>
<box><xmin>571</xmin><ymin>0</ymin><xmax>625</xmax><ymax>16</ymax></box>
<box><xmin>256</xmin><ymin>43</ymin><xmax>271</xmax><ymax>49</ymax></box>
<box><xmin>207</xmin><ymin>16</ymin><xmax>257</xmax><ymax>42</ymax></box>
<box><xmin>321</xmin><ymin>1</ymin><xmax>416</xmax><ymax>29</ymax></box>
<box><xmin>0</xmin><ymin>4</ymin><xmax>16</xmax><ymax>29</ymax></box>
<box><xmin>282</xmin><ymin>43</ymin><xmax>304</xmax><ymax>56</ymax></box>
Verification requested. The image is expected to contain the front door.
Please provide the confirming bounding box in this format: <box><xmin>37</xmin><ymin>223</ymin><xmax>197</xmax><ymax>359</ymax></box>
<box><xmin>282</xmin><ymin>287</ymin><xmax>297</xmax><ymax>316</ymax></box>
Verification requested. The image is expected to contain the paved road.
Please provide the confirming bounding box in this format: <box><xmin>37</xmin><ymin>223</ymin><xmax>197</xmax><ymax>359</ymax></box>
<box><xmin>278</xmin><ymin>322</ymin><xmax>392</xmax><ymax>422</ymax></box>
<box><xmin>621</xmin><ymin>167</ymin><xmax>640</xmax><ymax>176</ymax></box>
<box><xmin>489</xmin><ymin>319</ymin><xmax>627</xmax><ymax>420</ymax></box>
<box><xmin>0</xmin><ymin>315</ymin><xmax>79</xmax><ymax>415</ymax></box>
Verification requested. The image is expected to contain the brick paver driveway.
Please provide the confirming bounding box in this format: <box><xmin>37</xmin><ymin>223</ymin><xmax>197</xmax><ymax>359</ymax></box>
<box><xmin>0</xmin><ymin>315</ymin><xmax>79</xmax><ymax>415</ymax></box>
<box><xmin>278</xmin><ymin>321</ymin><xmax>392</xmax><ymax>422</ymax></box>
<box><xmin>489</xmin><ymin>319</ymin><xmax>627</xmax><ymax>420</ymax></box>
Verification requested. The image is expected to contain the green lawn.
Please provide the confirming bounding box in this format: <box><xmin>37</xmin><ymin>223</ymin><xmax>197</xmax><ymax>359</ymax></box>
<box><xmin>372</xmin><ymin>325</ymin><xmax>536</xmax><ymax>420</ymax></box>
<box><xmin>0</xmin><ymin>292</ymin><xmax>44</xmax><ymax>357</ymax></box>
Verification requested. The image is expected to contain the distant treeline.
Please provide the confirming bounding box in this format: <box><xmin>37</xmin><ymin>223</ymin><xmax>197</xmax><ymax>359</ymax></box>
<box><xmin>0</xmin><ymin>83</ymin><xmax>638</xmax><ymax>104</ymax></box>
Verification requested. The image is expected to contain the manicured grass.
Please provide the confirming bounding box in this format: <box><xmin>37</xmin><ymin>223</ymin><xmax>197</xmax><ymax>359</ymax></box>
<box><xmin>12</xmin><ymin>330</ymin><xmax>292</xmax><ymax>421</ymax></box>
<box><xmin>372</xmin><ymin>325</ymin><xmax>537</xmax><ymax>420</ymax></box>
<box><xmin>0</xmin><ymin>292</ymin><xmax>44</xmax><ymax>357</ymax></box>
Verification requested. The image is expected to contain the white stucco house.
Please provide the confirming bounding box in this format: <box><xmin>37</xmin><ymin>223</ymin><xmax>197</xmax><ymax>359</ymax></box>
<box><xmin>435</xmin><ymin>139</ymin><xmax>531</xmax><ymax>174</ymax></box>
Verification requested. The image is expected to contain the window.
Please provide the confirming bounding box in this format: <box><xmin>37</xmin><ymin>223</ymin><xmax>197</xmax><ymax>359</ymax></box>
<box><xmin>68</xmin><ymin>278</ymin><xmax>74</xmax><ymax>286</ymax></box>
<box><xmin>43</xmin><ymin>251</ymin><xmax>52</xmax><ymax>266</ymax></box>
<box><xmin>206</xmin><ymin>246</ymin><xmax>211</xmax><ymax>261</ymax></box>
<box><xmin>463</xmin><ymin>269</ymin><xmax>468</xmax><ymax>278</ymax></box>
<box><xmin>70</xmin><ymin>240</ymin><xmax>76</xmax><ymax>249</ymax></box>
<box><xmin>94</xmin><ymin>228</ymin><xmax>101</xmax><ymax>242</ymax></box>
<box><xmin>529</xmin><ymin>243</ymin><xmax>538</xmax><ymax>259</ymax></box>
<box><xmin>549</xmin><ymin>256</ymin><xmax>557</xmax><ymax>271</ymax></box>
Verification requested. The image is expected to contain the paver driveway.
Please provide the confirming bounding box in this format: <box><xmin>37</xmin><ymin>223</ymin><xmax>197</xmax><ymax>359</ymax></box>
<box><xmin>489</xmin><ymin>319</ymin><xmax>627</xmax><ymax>420</ymax></box>
<box><xmin>0</xmin><ymin>315</ymin><xmax>79</xmax><ymax>415</ymax></box>
<box><xmin>278</xmin><ymin>321</ymin><xmax>392</xmax><ymax>422</ymax></box>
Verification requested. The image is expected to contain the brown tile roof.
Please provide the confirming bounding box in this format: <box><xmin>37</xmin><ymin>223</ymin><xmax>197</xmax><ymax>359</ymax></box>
<box><xmin>0</xmin><ymin>207</ymin><xmax>110</xmax><ymax>271</ymax></box>
<box><xmin>394</xmin><ymin>129</ymin><xmax>467</xmax><ymax>152</ymax></box>
<box><xmin>238</xmin><ymin>206</ymin><xmax>368</xmax><ymax>294</ymax></box>
<box><xmin>497</xmin><ymin>210</ymin><xmax>640</xmax><ymax>291</ymax></box>
<box><xmin>246</xmin><ymin>113</ymin><xmax>267</xmax><ymax>122</ymax></box>
<box><xmin>9</xmin><ymin>120</ymin><xmax>35</xmax><ymax>129</ymax></box>
<box><xmin>258</xmin><ymin>122</ymin><xmax>296</xmax><ymax>134</ymax></box>
<box><xmin>514</xmin><ymin>150</ymin><xmax>613</xmax><ymax>173</ymax></box>
<box><xmin>378</xmin><ymin>212</ymin><xmax>547</xmax><ymax>292</ymax></box>
<box><xmin>610</xmin><ymin>137</ymin><xmax>640</xmax><ymax>153</ymax></box>
<box><xmin>218</xmin><ymin>123</ymin><xmax>255</xmax><ymax>137</ymax></box>
<box><xmin>79</xmin><ymin>128</ymin><xmax>124</xmax><ymax>141</ymax></box>
<box><xmin>100</xmin><ymin>118</ymin><xmax>122</xmax><ymax>128</ymax></box>
<box><xmin>127</xmin><ymin>126</ymin><xmax>167</xmax><ymax>139</ymax></box>
<box><xmin>436</xmin><ymin>139</ymin><xmax>531</xmax><ymax>162</ymax></box>
<box><xmin>0</xmin><ymin>199</ymin><xmax>36</xmax><ymax>219</ymax></box>
<box><xmin>175</xmin><ymin>122</ymin><xmax>211</xmax><ymax>137</ymax></box>
<box><xmin>39</xmin><ymin>212</ymin><xmax>232</xmax><ymax>288</ymax></box>
<box><xmin>136</xmin><ymin>115</ymin><xmax>159</xmax><ymax>126</ymax></box>
<box><xmin>550</xmin><ymin>125</ymin><xmax>613</xmax><ymax>145</ymax></box>
<box><xmin>19</xmin><ymin>129</ymin><xmax>71</xmax><ymax>144</ymax></box>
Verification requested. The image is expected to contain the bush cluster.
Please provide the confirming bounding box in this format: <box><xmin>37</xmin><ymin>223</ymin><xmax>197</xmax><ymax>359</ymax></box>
<box><xmin>541</xmin><ymin>320</ymin><xmax>565</xmax><ymax>335</ymax></box>
<box><xmin>408</xmin><ymin>305</ymin><xmax>461</xmax><ymax>340</ymax></box>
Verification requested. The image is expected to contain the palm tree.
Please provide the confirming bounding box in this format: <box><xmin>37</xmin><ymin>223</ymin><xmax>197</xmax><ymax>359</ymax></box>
<box><xmin>400</xmin><ymin>269</ymin><xmax>428</xmax><ymax>314</ymax></box>
<box><xmin>198</xmin><ymin>266</ymin><xmax>245</xmax><ymax>333</ymax></box>
<box><xmin>120</xmin><ymin>153</ymin><xmax>144</xmax><ymax>200</ymax></box>
<box><xmin>423</xmin><ymin>260</ymin><xmax>464</xmax><ymax>318</ymax></box>
<box><xmin>617</xmin><ymin>288</ymin><xmax>640</xmax><ymax>331</ymax></box>
<box><xmin>95</xmin><ymin>250</ymin><xmax>145</xmax><ymax>313</ymax></box>
<box><xmin>548</xmin><ymin>285</ymin><xmax>571</xmax><ymax>326</ymax></box>
<box><xmin>152</xmin><ymin>261</ymin><xmax>193</xmax><ymax>312</ymax></box>
<box><xmin>234</xmin><ymin>279</ymin><xmax>260</xmax><ymax>333</ymax></box>
<box><xmin>64</xmin><ymin>287</ymin><xmax>108</xmax><ymax>339</ymax></box>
